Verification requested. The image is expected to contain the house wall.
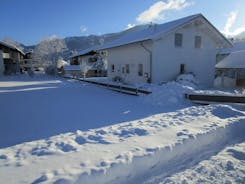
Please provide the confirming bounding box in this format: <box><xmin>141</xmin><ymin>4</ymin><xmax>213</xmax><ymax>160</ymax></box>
<box><xmin>152</xmin><ymin>22</ymin><xmax>218</xmax><ymax>86</ymax></box>
<box><xmin>104</xmin><ymin>41</ymin><xmax>152</xmax><ymax>84</ymax></box>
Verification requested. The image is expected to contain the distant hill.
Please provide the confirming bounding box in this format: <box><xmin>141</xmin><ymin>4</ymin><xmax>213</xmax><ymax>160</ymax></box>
<box><xmin>63</xmin><ymin>24</ymin><xmax>150</xmax><ymax>52</ymax></box>
<box><xmin>2</xmin><ymin>24</ymin><xmax>153</xmax><ymax>59</ymax></box>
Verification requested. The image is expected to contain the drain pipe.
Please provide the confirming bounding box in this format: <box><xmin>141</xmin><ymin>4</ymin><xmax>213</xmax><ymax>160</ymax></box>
<box><xmin>140</xmin><ymin>41</ymin><xmax>152</xmax><ymax>83</ymax></box>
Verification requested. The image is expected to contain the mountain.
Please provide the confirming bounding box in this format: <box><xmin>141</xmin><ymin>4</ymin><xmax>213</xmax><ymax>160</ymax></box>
<box><xmin>2</xmin><ymin>24</ymin><xmax>152</xmax><ymax>61</ymax></box>
<box><xmin>64</xmin><ymin>24</ymin><xmax>150</xmax><ymax>52</ymax></box>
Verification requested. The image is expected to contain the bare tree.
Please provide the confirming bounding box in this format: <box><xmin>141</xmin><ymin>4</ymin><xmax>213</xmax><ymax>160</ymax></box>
<box><xmin>33</xmin><ymin>36</ymin><xmax>68</xmax><ymax>69</ymax></box>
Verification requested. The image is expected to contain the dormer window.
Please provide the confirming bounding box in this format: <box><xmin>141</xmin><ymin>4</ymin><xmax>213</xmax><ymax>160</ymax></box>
<box><xmin>175</xmin><ymin>33</ymin><xmax>183</xmax><ymax>47</ymax></box>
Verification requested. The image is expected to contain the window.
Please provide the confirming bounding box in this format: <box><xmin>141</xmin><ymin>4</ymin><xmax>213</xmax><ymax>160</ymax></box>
<box><xmin>138</xmin><ymin>64</ymin><xmax>143</xmax><ymax>76</ymax></box>
<box><xmin>175</xmin><ymin>33</ymin><xmax>183</xmax><ymax>47</ymax></box>
<box><xmin>180</xmin><ymin>64</ymin><xmax>185</xmax><ymax>74</ymax></box>
<box><xmin>195</xmin><ymin>36</ymin><xmax>202</xmax><ymax>48</ymax></box>
<box><xmin>126</xmin><ymin>64</ymin><xmax>130</xmax><ymax>74</ymax></box>
<box><xmin>111</xmin><ymin>64</ymin><xmax>115</xmax><ymax>72</ymax></box>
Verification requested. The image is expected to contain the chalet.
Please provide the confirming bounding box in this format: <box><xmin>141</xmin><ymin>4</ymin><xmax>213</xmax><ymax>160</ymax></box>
<box><xmin>215</xmin><ymin>40</ymin><xmax>245</xmax><ymax>87</ymax></box>
<box><xmin>215</xmin><ymin>51</ymin><xmax>245</xmax><ymax>87</ymax></box>
<box><xmin>216</xmin><ymin>40</ymin><xmax>245</xmax><ymax>63</ymax></box>
<box><xmin>69</xmin><ymin>48</ymin><xmax>106</xmax><ymax>77</ymax></box>
<box><xmin>0</xmin><ymin>41</ymin><xmax>25</xmax><ymax>75</ymax></box>
<box><xmin>97</xmin><ymin>14</ymin><xmax>232</xmax><ymax>86</ymax></box>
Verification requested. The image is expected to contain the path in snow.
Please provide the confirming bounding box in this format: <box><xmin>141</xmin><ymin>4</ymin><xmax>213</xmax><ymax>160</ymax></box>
<box><xmin>150</xmin><ymin>142</ymin><xmax>245</xmax><ymax>184</ymax></box>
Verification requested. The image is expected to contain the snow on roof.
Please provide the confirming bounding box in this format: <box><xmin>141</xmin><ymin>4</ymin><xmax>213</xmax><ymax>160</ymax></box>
<box><xmin>0</xmin><ymin>41</ymin><xmax>25</xmax><ymax>55</ymax></box>
<box><xmin>70</xmin><ymin>47</ymin><xmax>97</xmax><ymax>59</ymax></box>
<box><xmin>63</xmin><ymin>65</ymin><xmax>81</xmax><ymax>71</ymax></box>
<box><xmin>216</xmin><ymin>50</ymin><xmax>245</xmax><ymax>69</ymax></box>
<box><xmin>218</xmin><ymin>40</ymin><xmax>245</xmax><ymax>54</ymax></box>
<box><xmin>97</xmin><ymin>14</ymin><xmax>231</xmax><ymax>50</ymax></box>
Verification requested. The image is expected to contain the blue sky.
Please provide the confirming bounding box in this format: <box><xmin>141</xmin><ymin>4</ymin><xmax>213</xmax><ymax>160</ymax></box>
<box><xmin>1</xmin><ymin>0</ymin><xmax>244</xmax><ymax>45</ymax></box>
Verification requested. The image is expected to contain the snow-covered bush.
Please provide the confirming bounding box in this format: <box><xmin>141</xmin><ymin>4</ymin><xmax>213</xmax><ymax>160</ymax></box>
<box><xmin>45</xmin><ymin>65</ymin><xmax>57</xmax><ymax>76</ymax></box>
<box><xmin>142</xmin><ymin>74</ymin><xmax>198</xmax><ymax>108</ymax></box>
<box><xmin>56</xmin><ymin>58</ymin><xmax>68</xmax><ymax>69</ymax></box>
<box><xmin>142</xmin><ymin>81</ymin><xmax>196</xmax><ymax>107</ymax></box>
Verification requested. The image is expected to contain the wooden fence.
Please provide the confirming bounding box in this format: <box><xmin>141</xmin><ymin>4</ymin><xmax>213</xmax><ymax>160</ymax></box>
<box><xmin>185</xmin><ymin>93</ymin><xmax>245</xmax><ymax>104</ymax></box>
<box><xmin>63</xmin><ymin>76</ymin><xmax>152</xmax><ymax>96</ymax></box>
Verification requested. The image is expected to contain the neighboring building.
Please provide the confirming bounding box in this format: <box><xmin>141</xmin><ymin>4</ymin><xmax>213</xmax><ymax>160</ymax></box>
<box><xmin>215</xmin><ymin>40</ymin><xmax>245</xmax><ymax>88</ymax></box>
<box><xmin>216</xmin><ymin>40</ymin><xmax>245</xmax><ymax>63</ymax></box>
<box><xmin>97</xmin><ymin>14</ymin><xmax>232</xmax><ymax>86</ymax></box>
<box><xmin>215</xmin><ymin>51</ymin><xmax>245</xmax><ymax>87</ymax></box>
<box><xmin>69</xmin><ymin>48</ymin><xmax>106</xmax><ymax>77</ymax></box>
<box><xmin>20</xmin><ymin>50</ymin><xmax>35</xmax><ymax>71</ymax></box>
<box><xmin>0</xmin><ymin>41</ymin><xmax>25</xmax><ymax>75</ymax></box>
<box><xmin>61</xmin><ymin>65</ymin><xmax>82</xmax><ymax>77</ymax></box>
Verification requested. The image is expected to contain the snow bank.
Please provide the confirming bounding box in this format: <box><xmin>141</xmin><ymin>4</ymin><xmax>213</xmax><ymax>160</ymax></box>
<box><xmin>0</xmin><ymin>74</ymin><xmax>244</xmax><ymax>184</ymax></box>
<box><xmin>0</xmin><ymin>104</ymin><xmax>244</xmax><ymax>184</ymax></box>
<box><xmin>141</xmin><ymin>74</ymin><xmax>197</xmax><ymax>108</ymax></box>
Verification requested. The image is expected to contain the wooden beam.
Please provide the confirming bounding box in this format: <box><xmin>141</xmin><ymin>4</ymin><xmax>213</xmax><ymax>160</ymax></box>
<box><xmin>185</xmin><ymin>93</ymin><xmax>245</xmax><ymax>104</ymax></box>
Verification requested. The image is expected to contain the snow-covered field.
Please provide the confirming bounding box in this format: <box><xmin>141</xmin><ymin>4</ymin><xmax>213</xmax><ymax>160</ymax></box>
<box><xmin>0</xmin><ymin>74</ymin><xmax>244</xmax><ymax>184</ymax></box>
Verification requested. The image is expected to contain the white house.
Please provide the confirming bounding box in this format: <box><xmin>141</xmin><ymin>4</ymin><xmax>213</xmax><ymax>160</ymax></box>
<box><xmin>69</xmin><ymin>48</ymin><xmax>107</xmax><ymax>77</ymax></box>
<box><xmin>215</xmin><ymin>51</ymin><xmax>245</xmax><ymax>87</ymax></box>
<box><xmin>215</xmin><ymin>40</ymin><xmax>245</xmax><ymax>87</ymax></box>
<box><xmin>97</xmin><ymin>14</ymin><xmax>232</xmax><ymax>86</ymax></box>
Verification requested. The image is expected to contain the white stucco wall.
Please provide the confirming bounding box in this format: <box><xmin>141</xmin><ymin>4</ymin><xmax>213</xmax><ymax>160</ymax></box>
<box><xmin>152</xmin><ymin>22</ymin><xmax>218</xmax><ymax>86</ymax></box>
<box><xmin>104</xmin><ymin>41</ymin><xmax>152</xmax><ymax>84</ymax></box>
<box><xmin>0</xmin><ymin>50</ymin><xmax>4</xmax><ymax>75</ymax></box>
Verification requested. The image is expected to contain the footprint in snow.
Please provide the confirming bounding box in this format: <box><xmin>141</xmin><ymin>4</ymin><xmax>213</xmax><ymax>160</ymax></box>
<box><xmin>31</xmin><ymin>173</ymin><xmax>53</xmax><ymax>184</ymax></box>
<box><xmin>0</xmin><ymin>154</ymin><xmax>7</xmax><ymax>160</ymax></box>
<box><xmin>227</xmin><ymin>149</ymin><xmax>245</xmax><ymax>160</ymax></box>
<box><xmin>95</xmin><ymin>129</ymin><xmax>107</xmax><ymax>135</ymax></box>
<box><xmin>87</xmin><ymin>135</ymin><xmax>110</xmax><ymax>144</ymax></box>
<box><xmin>55</xmin><ymin>142</ymin><xmax>76</xmax><ymax>152</ymax></box>
<box><xmin>99</xmin><ymin>161</ymin><xmax>108</xmax><ymax>167</ymax></box>
<box><xmin>75</xmin><ymin>136</ymin><xmax>87</xmax><ymax>145</ymax></box>
<box><xmin>176</xmin><ymin>129</ymin><xmax>195</xmax><ymax>140</ymax></box>
<box><xmin>31</xmin><ymin>147</ymin><xmax>54</xmax><ymax>156</ymax></box>
<box><xmin>114</xmin><ymin>128</ymin><xmax>148</xmax><ymax>138</ymax></box>
<box><xmin>176</xmin><ymin>132</ymin><xmax>187</xmax><ymax>137</ymax></box>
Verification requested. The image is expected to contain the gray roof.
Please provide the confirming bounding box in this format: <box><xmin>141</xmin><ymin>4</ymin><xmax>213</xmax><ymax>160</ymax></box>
<box><xmin>69</xmin><ymin>47</ymin><xmax>97</xmax><ymax>59</ymax></box>
<box><xmin>218</xmin><ymin>40</ymin><xmax>245</xmax><ymax>54</ymax></box>
<box><xmin>0</xmin><ymin>41</ymin><xmax>25</xmax><ymax>55</ymax></box>
<box><xmin>216</xmin><ymin>50</ymin><xmax>245</xmax><ymax>69</ymax></box>
<box><xmin>97</xmin><ymin>14</ymin><xmax>232</xmax><ymax>50</ymax></box>
<box><xmin>71</xmin><ymin>14</ymin><xmax>232</xmax><ymax>59</ymax></box>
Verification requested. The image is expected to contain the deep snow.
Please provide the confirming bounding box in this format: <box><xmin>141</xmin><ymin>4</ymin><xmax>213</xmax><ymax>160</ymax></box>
<box><xmin>0</xmin><ymin>74</ymin><xmax>244</xmax><ymax>184</ymax></box>
<box><xmin>0</xmin><ymin>75</ymin><xmax>183</xmax><ymax>148</ymax></box>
